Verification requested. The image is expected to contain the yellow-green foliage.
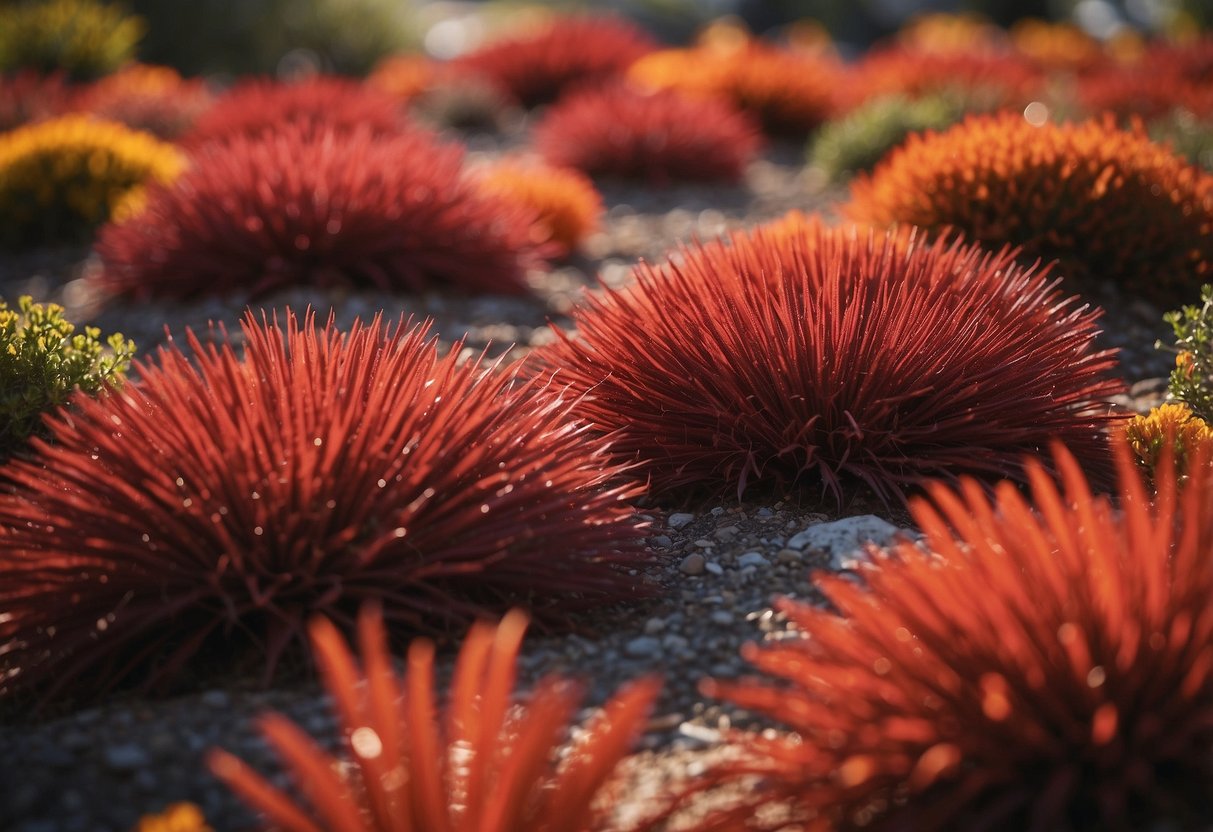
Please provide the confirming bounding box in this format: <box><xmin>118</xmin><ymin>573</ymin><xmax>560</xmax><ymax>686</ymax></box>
<box><xmin>1122</xmin><ymin>403</ymin><xmax>1213</xmax><ymax>479</ymax></box>
<box><xmin>1150</xmin><ymin>110</ymin><xmax>1213</xmax><ymax>172</ymax></box>
<box><xmin>0</xmin><ymin>114</ymin><xmax>185</xmax><ymax>248</ymax></box>
<box><xmin>808</xmin><ymin>94</ymin><xmax>962</xmax><ymax>181</ymax></box>
<box><xmin>1163</xmin><ymin>284</ymin><xmax>1213</xmax><ymax>422</ymax></box>
<box><xmin>0</xmin><ymin>0</ymin><xmax>145</xmax><ymax>80</ymax></box>
<box><xmin>0</xmin><ymin>296</ymin><xmax>134</xmax><ymax>458</ymax></box>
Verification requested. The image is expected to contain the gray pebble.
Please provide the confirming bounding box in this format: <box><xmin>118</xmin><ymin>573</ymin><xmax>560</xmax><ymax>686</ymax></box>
<box><xmin>650</xmin><ymin>534</ymin><xmax>674</xmax><ymax>548</ymax></box>
<box><xmin>103</xmin><ymin>743</ymin><xmax>149</xmax><ymax>772</ymax></box>
<box><xmin>775</xmin><ymin>548</ymin><xmax>802</xmax><ymax>563</ymax></box>
<box><xmin>710</xmin><ymin>611</ymin><xmax>735</xmax><ymax>626</ymax></box>
<box><xmin>667</xmin><ymin>512</ymin><xmax>695</xmax><ymax>530</ymax></box>
<box><xmin>624</xmin><ymin>636</ymin><xmax>661</xmax><ymax>658</ymax></box>
<box><xmin>704</xmin><ymin>561</ymin><xmax>725</xmax><ymax>576</ymax></box>
<box><xmin>737</xmin><ymin>552</ymin><xmax>769</xmax><ymax>568</ymax></box>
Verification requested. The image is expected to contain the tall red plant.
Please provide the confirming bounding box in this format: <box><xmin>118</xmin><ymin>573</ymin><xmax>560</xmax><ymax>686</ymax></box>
<box><xmin>182</xmin><ymin>76</ymin><xmax>411</xmax><ymax>146</ymax></box>
<box><xmin>534</xmin><ymin>84</ymin><xmax>761</xmax><ymax>185</ymax></box>
<box><xmin>0</xmin><ymin>310</ymin><xmax>649</xmax><ymax>704</ymax></box>
<box><xmin>701</xmin><ymin>440</ymin><xmax>1213</xmax><ymax>831</ymax></box>
<box><xmin>210</xmin><ymin>606</ymin><xmax>661</xmax><ymax>832</ymax></box>
<box><xmin>93</xmin><ymin>123</ymin><xmax>545</xmax><ymax>300</ymax></box>
<box><xmin>537</xmin><ymin>219</ymin><xmax>1122</xmax><ymax>504</ymax></box>
<box><xmin>451</xmin><ymin>14</ymin><xmax>655</xmax><ymax>108</ymax></box>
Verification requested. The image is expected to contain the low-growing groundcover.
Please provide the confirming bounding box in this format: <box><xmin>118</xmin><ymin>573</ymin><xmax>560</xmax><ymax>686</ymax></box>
<box><xmin>0</xmin><ymin>310</ymin><xmax>650</xmax><ymax>705</ymax></box>
<box><xmin>538</xmin><ymin>219</ymin><xmax>1123</xmax><ymax>504</ymax></box>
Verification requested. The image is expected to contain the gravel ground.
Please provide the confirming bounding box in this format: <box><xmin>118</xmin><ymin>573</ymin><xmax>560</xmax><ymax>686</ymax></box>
<box><xmin>0</xmin><ymin>139</ymin><xmax>1185</xmax><ymax>832</ymax></box>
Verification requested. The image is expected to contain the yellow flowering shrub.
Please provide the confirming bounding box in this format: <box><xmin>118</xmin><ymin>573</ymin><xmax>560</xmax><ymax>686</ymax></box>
<box><xmin>1123</xmin><ymin>403</ymin><xmax>1213</xmax><ymax>477</ymax></box>
<box><xmin>132</xmin><ymin>803</ymin><xmax>212</xmax><ymax>832</ymax></box>
<box><xmin>0</xmin><ymin>0</ymin><xmax>144</xmax><ymax>81</ymax></box>
<box><xmin>0</xmin><ymin>114</ymin><xmax>185</xmax><ymax>248</ymax></box>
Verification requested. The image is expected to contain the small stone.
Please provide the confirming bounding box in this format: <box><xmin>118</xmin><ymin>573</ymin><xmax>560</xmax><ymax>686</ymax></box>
<box><xmin>714</xmin><ymin>525</ymin><xmax>739</xmax><ymax>540</ymax></box>
<box><xmin>650</xmin><ymin>534</ymin><xmax>674</xmax><ymax>548</ymax></box>
<box><xmin>667</xmin><ymin>512</ymin><xmax>695</xmax><ymax>530</ymax></box>
<box><xmin>679</xmin><ymin>553</ymin><xmax>706</xmax><ymax>575</ymax></box>
<box><xmin>200</xmin><ymin>689</ymin><xmax>230</xmax><ymax>708</ymax></box>
<box><xmin>624</xmin><ymin>636</ymin><xmax>661</xmax><ymax>658</ymax></box>
<box><xmin>756</xmin><ymin>507</ymin><xmax>774</xmax><ymax>517</ymax></box>
<box><xmin>643</xmin><ymin>617</ymin><xmax>666</xmax><ymax>634</ymax></box>
<box><xmin>710</xmin><ymin>611</ymin><xmax>735</xmax><ymax>626</ymax></box>
<box><xmin>710</xmin><ymin>506</ymin><xmax>725</xmax><ymax>516</ymax></box>
<box><xmin>704</xmin><ymin>561</ymin><xmax>725</xmax><ymax>576</ymax></box>
<box><xmin>786</xmin><ymin>515</ymin><xmax>909</xmax><ymax>569</ymax></box>
<box><xmin>103</xmin><ymin>743</ymin><xmax>149</xmax><ymax>772</ymax></box>
<box><xmin>662</xmin><ymin>634</ymin><xmax>689</xmax><ymax>651</ymax></box>
<box><xmin>776</xmin><ymin>548</ymin><xmax>802</xmax><ymax>563</ymax></box>
<box><xmin>693</xmin><ymin>538</ymin><xmax>714</xmax><ymax>548</ymax></box>
<box><xmin>737</xmin><ymin>552</ymin><xmax>770</xmax><ymax>568</ymax></box>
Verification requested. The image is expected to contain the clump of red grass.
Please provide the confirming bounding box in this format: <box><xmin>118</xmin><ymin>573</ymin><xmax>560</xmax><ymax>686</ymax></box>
<box><xmin>846</xmin><ymin>47</ymin><xmax>1043</xmax><ymax>112</ymax></box>
<box><xmin>93</xmin><ymin>123</ymin><xmax>546</xmax><ymax>300</ymax></box>
<box><xmin>72</xmin><ymin>64</ymin><xmax>214</xmax><ymax>139</ymax></box>
<box><xmin>210</xmin><ymin>605</ymin><xmax>661</xmax><ymax>832</ymax></box>
<box><xmin>536</xmin><ymin>218</ymin><xmax>1122</xmax><ymax>504</ymax></box>
<box><xmin>701</xmin><ymin>440</ymin><xmax>1213</xmax><ymax>831</ymax></box>
<box><xmin>450</xmin><ymin>13</ymin><xmax>655</xmax><ymax>109</ymax></box>
<box><xmin>0</xmin><ymin>71</ymin><xmax>70</xmax><ymax>131</ymax></box>
<box><xmin>0</xmin><ymin>310</ymin><xmax>649</xmax><ymax>704</ymax></box>
<box><xmin>533</xmin><ymin>84</ymin><xmax>761</xmax><ymax>185</ymax></box>
<box><xmin>182</xmin><ymin>76</ymin><xmax>410</xmax><ymax>146</ymax></box>
<box><xmin>846</xmin><ymin>113</ymin><xmax>1213</xmax><ymax>302</ymax></box>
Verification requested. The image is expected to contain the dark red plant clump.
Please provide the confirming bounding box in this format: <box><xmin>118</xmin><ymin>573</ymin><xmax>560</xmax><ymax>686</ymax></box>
<box><xmin>93</xmin><ymin>123</ymin><xmax>547</xmax><ymax>300</ymax></box>
<box><xmin>845</xmin><ymin>46</ymin><xmax>1043</xmax><ymax>112</ymax></box>
<box><xmin>533</xmin><ymin>84</ymin><xmax>762</xmax><ymax>185</ymax></box>
<box><xmin>0</xmin><ymin>310</ymin><xmax>650</xmax><ymax>705</ymax></box>
<box><xmin>450</xmin><ymin>14</ymin><xmax>656</xmax><ymax>109</ymax></box>
<box><xmin>536</xmin><ymin>219</ymin><xmax>1123</xmax><ymax>504</ymax></box>
<box><xmin>700</xmin><ymin>441</ymin><xmax>1213</xmax><ymax>831</ymax></box>
<box><xmin>0</xmin><ymin>71</ymin><xmax>70</xmax><ymax>131</ymax></box>
<box><xmin>181</xmin><ymin>75</ymin><xmax>412</xmax><ymax>146</ymax></box>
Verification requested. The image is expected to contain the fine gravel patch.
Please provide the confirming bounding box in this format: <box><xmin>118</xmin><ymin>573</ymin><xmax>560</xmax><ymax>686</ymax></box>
<box><xmin>0</xmin><ymin>142</ymin><xmax>1181</xmax><ymax>831</ymax></box>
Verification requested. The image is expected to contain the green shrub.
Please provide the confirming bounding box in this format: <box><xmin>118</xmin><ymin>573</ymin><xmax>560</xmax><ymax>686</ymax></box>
<box><xmin>0</xmin><ymin>0</ymin><xmax>145</xmax><ymax>81</ymax></box>
<box><xmin>1149</xmin><ymin>109</ymin><xmax>1213</xmax><ymax>172</ymax></box>
<box><xmin>807</xmin><ymin>94</ymin><xmax>962</xmax><ymax>181</ymax></box>
<box><xmin>1162</xmin><ymin>284</ymin><xmax>1213</xmax><ymax>423</ymax></box>
<box><xmin>0</xmin><ymin>296</ymin><xmax>134</xmax><ymax>457</ymax></box>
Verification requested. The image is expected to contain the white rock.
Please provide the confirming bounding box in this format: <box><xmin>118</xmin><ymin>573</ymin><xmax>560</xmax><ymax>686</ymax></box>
<box><xmin>785</xmin><ymin>515</ymin><xmax>909</xmax><ymax>569</ymax></box>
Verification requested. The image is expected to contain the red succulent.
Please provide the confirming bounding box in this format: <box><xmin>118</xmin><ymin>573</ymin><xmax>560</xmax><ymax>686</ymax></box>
<box><xmin>0</xmin><ymin>70</ymin><xmax>70</xmax><ymax>131</ymax></box>
<box><xmin>182</xmin><ymin>76</ymin><xmax>411</xmax><ymax>146</ymax></box>
<box><xmin>0</xmin><ymin>310</ymin><xmax>649</xmax><ymax>704</ymax></box>
<box><xmin>533</xmin><ymin>84</ymin><xmax>761</xmax><ymax>185</ymax></box>
<box><xmin>72</xmin><ymin>63</ymin><xmax>215</xmax><ymax>139</ymax></box>
<box><xmin>701</xmin><ymin>440</ymin><xmax>1213</xmax><ymax>831</ymax></box>
<box><xmin>451</xmin><ymin>14</ymin><xmax>655</xmax><ymax>109</ymax></box>
<box><xmin>536</xmin><ymin>219</ymin><xmax>1122</xmax><ymax>504</ymax></box>
<box><xmin>210</xmin><ymin>605</ymin><xmax>661</xmax><ymax>832</ymax></box>
<box><xmin>846</xmin><ymin>47</ymin><xmax>1043</xmax><ymax>112</ymax></box>
<box><xmin>93</xmin><ymin>123</ymin><xmax>546</xmax><ymax>300</ymax></box>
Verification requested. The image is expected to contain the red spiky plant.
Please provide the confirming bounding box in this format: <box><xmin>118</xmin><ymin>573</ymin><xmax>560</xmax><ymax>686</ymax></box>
<box><xmin>846</xmin><ymin>113</ymin><xmax>1213</xmax><ymax>302</ymax></box>
<box><xmin>210</xmin><ymin>605</ymin><xmax>661</xmax><ymax>832</ymax></box>
<box><xmin>535</xmin><ymin>219</ymin><xmax>1122</xmax><ymax>504</ymax></box>
<box><xmin>182</xmin><ymin>76</ymin><xmax>411</xmax><ymax>146</ymax></box>
<box><xmin>533</xmin><ymin>84</ymin><xmax>761</xmax><ymax>185</ymax></box>
<box><xmin>0</xmin><ymin>71</ymin><xmax>70</xmax><ymax>131</ymax></box>
<box><xmin>450</xmin><ymin>14</ymin><xmax>655</xmax><ymax>109</ymax></box>
<box><xmin>72</xmin><ymin>63</ymin><xmax>215</xmax><ymax>139</ymax></box>
<box><xmin>629</xmin><ymin>42</ymin><xmax>844</xmax><ymax>137</ymax></box>
<box><xmin>0</xmin><ymin>310</ymin><xmax>649</xmax><ymax>704</ymax></box>
<box><xmin>93</xmin><ymin>123</ymin><xmax>546</xmax><ymax>300</ymax></box>
<box><xmin>700</xmin><ymin>439</ymin><xmax>1213</xmax><ymax>831</ymax></box>
<box><xmin>845</xmin><ymin>47</ymin><xmax>1042</xmax><ymax>112</ymax></box>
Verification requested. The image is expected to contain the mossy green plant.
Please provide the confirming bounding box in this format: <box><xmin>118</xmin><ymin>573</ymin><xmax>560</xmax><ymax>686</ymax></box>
<box><xmin>0</xmin><ymin>0</ymin><xmax>145</xmax><ymax>81</ymax></box>
<box><xmin>0</xmin><ymin>296</ymin><xmax>134</xmax><ymax>458</ymax></box>
<box><xmin>808</xmin><ymin>94</ymin><xmax>962</xmax><ymax>181</ymax></box>
<box><xmin>1162</xmin><ymin>284</ymin><xmax>1213</xmax><ymax>423</ymax></box>
<box><xmin>1150</xmin><ymin>109</ymin><xmax>1213</xmax><ymax>172</ymax></box>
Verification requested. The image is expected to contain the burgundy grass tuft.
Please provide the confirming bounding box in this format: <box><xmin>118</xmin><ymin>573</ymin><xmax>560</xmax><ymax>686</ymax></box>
<box><xmin>93</xmin><ymin>123</ymin><xmax>546</xmax><ymax>300</ymax></box>
<box><xmin>0</xmin><ymin>310</ymin><xmax>649</xmax><ymax>704</ymax></box>
<box><xmin>534</xmin><ymin>84</ymin><xmax>762</xmax><ymax>185</ymax></box>
<box><xmin>537</xmin><ymin>218</ymin><xmax>1123</xmax><ymax>504</ymax></box>
<box><xmin>451</xmin><ymin>14</ymin><xmax>656</xmax><ymax>109</ymax></box>
<box><xmin>210</xmin><ymin>606</ymin><xmax>661</xmax><ymax>832</ymax></box>
<box><xmin>182</xmin><ymin>76</ymin><xmax>411</xmax><ymax>146</ymax></box>
<box><xmin>700</xmin><ymin>440</ymin><xmax>1213</xmax><ymax>831</ymax></box>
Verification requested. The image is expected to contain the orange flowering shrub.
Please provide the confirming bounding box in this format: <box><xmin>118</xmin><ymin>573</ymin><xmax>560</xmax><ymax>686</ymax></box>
<box><xmin>847</xmin><ymin>113</ymin><xmax>1213</xmax><ymax>301</ymax></box>
<box><xmin>132</xmin><ymin>803</ymin><xmax>212</xmax><ymax>832</ymax></box>
<box><xmin>73</xmin><ymin>64</ymin><xmax>214</xmax><ymax>138</ymax></box>
<box><xmin>702</xmin><ymin>441</ymin><xmax>1213</xmax><ymax>830</ymax></box>
<box><xmin>1124</xmin><ymin>403</ymin><xmax>1213</xmax><ymax>477</ymax></box>
<box><xmin>1010</xmin><ymin>19</ymin><xmax>1105</xmax><ymax>73</ymax></box>
<box><xmin>210</xmin><ymin>606</ymin><xmax>661</xmax><ymax>832</ymax></box>
<box><xmin>367</xmin><ymin>53</ymin><xmax>447</xmax><ymax>101</ymax></box>
<box><xmin>895</xmin><ymin>12</ymin><xmax>1005</xmax><ymax>55</ymax></box>
<box><xmin>474</xmin><ymin>160</ymin><xmax>603</xmax><ymax>256</ymax></box>
<box><xmin>629</xmin><ymin>42</ymin><xmax>844</xmax><ymax>136</ymax></box>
